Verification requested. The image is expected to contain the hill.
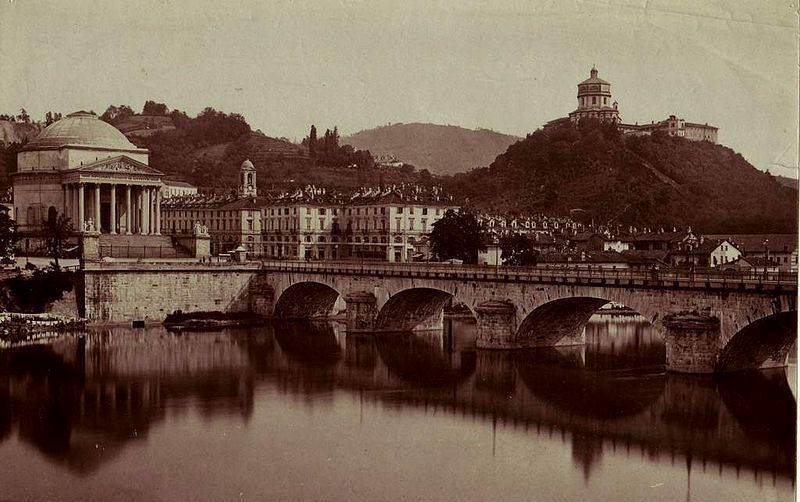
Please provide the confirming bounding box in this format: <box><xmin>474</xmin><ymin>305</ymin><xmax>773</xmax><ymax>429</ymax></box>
<box><xmin>775</xmin><ymin>175</ymin><xmax>798</xmax><ymax>190</ymax></box>
<box><xmin>0</xmin><ymin>120</ymin><xmax>41</xmax><ymax>146</ymax></box>
<box><xmin>118</xmin><ymin>107</ymin><xmax>425</xmax><ymax>192</ymax></box>
<box><xmin>445</xmin><ymin>120</ymin><xmax>798</xmax><ymax>234</ymax></box>
<box><xmin>343</xmin><ymin>123</ymin><xmax>520</xmax><ymax>175</ymax></box>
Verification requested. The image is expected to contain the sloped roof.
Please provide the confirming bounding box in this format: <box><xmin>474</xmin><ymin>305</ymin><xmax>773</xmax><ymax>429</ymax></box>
<box><xmin>704</xmin><ymin>234</ymin><xmax>798</xmax><ymax>253</ymax></box>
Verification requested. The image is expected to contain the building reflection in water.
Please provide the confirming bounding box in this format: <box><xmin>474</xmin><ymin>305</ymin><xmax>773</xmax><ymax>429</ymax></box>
<box><xmin>0</xmin><ymin>314</ymin><xmax>793</xmax><ymax>496</ymax></box>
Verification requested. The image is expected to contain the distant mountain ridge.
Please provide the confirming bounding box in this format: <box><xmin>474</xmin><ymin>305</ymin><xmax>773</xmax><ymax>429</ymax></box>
<box><xmin>343</xmin><ymin>123</ymin><xmax>521</xmax><ymax>175</ymax></box>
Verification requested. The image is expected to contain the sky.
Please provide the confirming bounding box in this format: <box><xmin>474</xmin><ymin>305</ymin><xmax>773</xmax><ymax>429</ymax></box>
<box><xmin>1</xmin><ymin>0</ymin><xmax>797</xmax><ymax>176</ymax></box>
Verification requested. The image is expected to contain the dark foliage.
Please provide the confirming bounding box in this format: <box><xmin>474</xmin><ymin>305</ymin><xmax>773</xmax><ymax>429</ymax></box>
<box><xmin>2</xmin><ymin>268</ymin><xmax>75</xmax><ymax>313</ymax></box>
<box><xmin>0</xmin><ymin>212</ymin><xmax>19</xmax><ymax>258</ymax></box>
<box><xmin>429</xmin><ymin>210</ymin><xmax>487</xmax><ymax>264</ymax></box>
<box><xmin>42</xmin><ymin>212</ymin><xmax>73</xmax><ymax>268</ymax></box>
<box><xmin>444</xmin><ymin>120</ymin><xmax>797</xmax><ymax>233</ymax></box>
<box><xmin>302</xmin><ymin>125</ymin><xmax>374</xmax><ymax>169</ymax></box>
<box><xmin>500</xmin><ymin>234</ymin><xmax>539</xmax><ymax>266</ymax></box>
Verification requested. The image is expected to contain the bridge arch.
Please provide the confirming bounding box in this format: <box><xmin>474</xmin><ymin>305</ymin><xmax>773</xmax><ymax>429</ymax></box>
<box><xmin>273</xmin><ymin>281</ymin><xmax>341</xmax><ymax>319</ymax></box>
<box><xmin>374</xmin><ymin>287</ymin><xmax>474</xmax><ymax>332</ymax></box>
<box><xmin>514</xmin><ymin>296</ymin><xmax>661</xmax><ymax>347</ymax></box>
<box><xmin>715</xmin><ymin>311</ymin><xmax>797</xmax><ymax>372</ymax></box>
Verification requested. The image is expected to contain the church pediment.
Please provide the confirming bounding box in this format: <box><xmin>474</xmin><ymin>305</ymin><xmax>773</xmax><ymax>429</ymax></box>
<box><xmin>72</xmin><ymin>155</ymin><xmax>163</xmax><ymax>176</ymax></box>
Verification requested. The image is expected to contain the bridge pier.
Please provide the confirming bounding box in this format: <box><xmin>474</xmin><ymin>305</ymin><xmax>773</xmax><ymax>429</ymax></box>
<box><xmin>475</xmin><ymin>300</ymin><xmax>518</xmax><ymax>349</ymax></box>
<box><xmin>344</xmin><ymin>291</ymin><xmax>377</xmax><ymax>332</ymax></box>
<box><xmin>663</xmin><ymin>312</ymin><xmax>721</xmax><ymax>374</ymax></box>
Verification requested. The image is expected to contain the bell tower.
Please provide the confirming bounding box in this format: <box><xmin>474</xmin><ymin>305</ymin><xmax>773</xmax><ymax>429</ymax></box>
<box><xmin>238</xmin><ymin>159</ymin><xmax>257</xmax><ymax>197</ymax></box>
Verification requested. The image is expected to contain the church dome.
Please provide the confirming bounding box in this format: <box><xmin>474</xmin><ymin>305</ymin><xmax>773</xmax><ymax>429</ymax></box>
<box><xmin>241</xmin><ymin>159</ymin><xmax>255</xmax><ymax>170</ymax></box>
<box><xmin>25</xmin><ymin>111</ymin><xmax>139</xmax><ymax>150</ymax></box>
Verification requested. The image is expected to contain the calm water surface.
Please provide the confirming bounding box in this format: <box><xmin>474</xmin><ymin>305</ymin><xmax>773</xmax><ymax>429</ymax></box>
<box><xmin>0</xmin><ymin>316</ymin><xmax>794</xmax><ymax>502</ymax></box>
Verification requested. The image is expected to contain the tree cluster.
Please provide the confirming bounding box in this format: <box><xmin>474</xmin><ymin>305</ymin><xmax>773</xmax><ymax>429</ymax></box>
<box><xmin>499</xmin><ymin>234</ymin><xmax>539</xmax><ymax>266</ymax></box>
<box><xmin>429</xmin><ymin>210</ymin><xmax>487</xmax><ymax>264</ymax></box>
<box><xmin>302</xmin><ymin>125</ymin><xmax>374</xmax><ymax>169</ymax></box>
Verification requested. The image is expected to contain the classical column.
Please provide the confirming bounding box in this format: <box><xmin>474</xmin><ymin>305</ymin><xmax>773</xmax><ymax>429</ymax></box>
<box><xmin>125</xmin><ymin>185</ymin><xmax>132</xmax><ymax>235</ymax></box>
<box><xmin>78</xmin><ymin>183</ymin><xmax>85</xmax><ymax>232</ymax></box>
<box><xmin>94</xmin><ymin>184</ymin><xmax>101</xmax><ymax>233</ymax></box>
<box><xmin>154</xmin><ymin>188</ymin><xmax>161</xmax><ymax>235</ymax></box>
<box><xmin>109</xmin><ymin>184</ymin><xmax>117</xmax><ymax>234</ymax></box>
<box><xmin>142</xmin><ymin>187</ymin><xmax>150</xmax><ymax>235</ymax></box>
<box><xmin>62</xmin><ymin>185</ymin><xmax>68</xmax><ymax>215</ymax></box>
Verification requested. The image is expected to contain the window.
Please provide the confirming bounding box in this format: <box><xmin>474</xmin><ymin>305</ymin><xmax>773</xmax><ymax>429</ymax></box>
<box><xmin>396</xmin><ymin>218</ymin><xmax>402</xmax><ymax>231</ymax></box>
<box><xmin>397</xmin><ymin>207</ymin><xmax>403</xmax><ymax>214</ymax></box>
<box><xmin>409</xmin><ymin>218</ymin><xmax>415</xmax><ymax>230</ymax></box>
<box><xmin>422</xmin><ymin>208</ymin><xmax>428</xmax><ymax>215</ymax></box>
<box><xmin>306</xmin><ymin>218</ymin><xmax>311</xmax><ymax>230</ymax></box>
<box><xmin>380</xmin><ymin>207</ymin><xmax>385</xmax><ymax>215</ymax></box>
<box><xmin>592</xmin><ymin>96</ymin><xmax>596</xmax><ymax>105</ymax></box>
<box><xmin>373</xmin><ymin>207</ymin><xmax>377</xmax><ymax>215</ymax></box>
<box><xmin>320</xmin><ymin>208</ymin><xmax>326</xmax><ymax>215</ymax></box>
<box><xmin>319</xmin><ymin>218</ymin><xmax>325</xmax><ymax>229</ymax></box>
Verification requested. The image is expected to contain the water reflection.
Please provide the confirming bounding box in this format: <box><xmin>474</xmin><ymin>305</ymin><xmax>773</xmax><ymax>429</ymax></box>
<box><xmin>0</xmin><ymin>316</ymin><xmax>793</xmax><ymax>501</ymax></box>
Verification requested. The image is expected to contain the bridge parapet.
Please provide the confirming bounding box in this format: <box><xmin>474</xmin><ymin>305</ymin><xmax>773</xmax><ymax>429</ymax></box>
<box><xmin>258</xmin><ymin>260</ymin><xmax>796</xmax><ymax>294</ymax></box>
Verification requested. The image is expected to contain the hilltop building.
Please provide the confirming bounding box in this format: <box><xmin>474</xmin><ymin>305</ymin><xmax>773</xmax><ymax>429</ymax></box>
<box><xmin>544</xmin><ymin>67</ymin><xmax>718</xmax><ymax>143</ymax></box>
<box><xmin>568</xmin><ymin>67</ymin><xmax>620</xmax><ymax>124</ymax></box>
<box><xmin>13</xmin><ymin>111</ymin><xmax>166</xmax><ymax>241</ymax></box>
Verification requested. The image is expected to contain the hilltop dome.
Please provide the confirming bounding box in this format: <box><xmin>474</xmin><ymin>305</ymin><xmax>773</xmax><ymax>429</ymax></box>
<box><xmin>25</xmin><ymin>111</ymin><xmax>139</xmax><ymax>150</ymax></box>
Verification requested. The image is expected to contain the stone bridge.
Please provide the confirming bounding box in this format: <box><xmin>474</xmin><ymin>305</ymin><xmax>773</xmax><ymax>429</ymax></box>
<box><xmin>80</xmin><ymin>260</ymin><xmax>797</xmax><ymax>374</ymax></box>
<box><xmin>253</xmin><ymin>261</ymin><xmax>797</xmax><ymax>374</ymax></box>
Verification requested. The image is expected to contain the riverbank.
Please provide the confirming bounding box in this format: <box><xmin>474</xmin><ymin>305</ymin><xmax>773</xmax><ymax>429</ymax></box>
<box><xmin>0</xmin><ymin>313</ymin><xmax>87</xmax><ymax>348</ymax></box>
<box><xmin>163</xmin><ymin>311</ymin><xmax>269</xmax><ymax>332</ymax></box>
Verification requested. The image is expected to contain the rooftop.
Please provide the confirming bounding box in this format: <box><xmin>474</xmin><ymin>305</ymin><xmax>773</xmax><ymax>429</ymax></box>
<box><xmin>23</xmin><ymin>111</ymin><xmax>142</xmax><ymax>151</ymax></box>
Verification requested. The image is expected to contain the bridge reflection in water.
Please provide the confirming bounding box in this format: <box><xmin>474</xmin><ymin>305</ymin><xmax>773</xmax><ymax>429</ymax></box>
<box><xmin>0</xmin><ymin>317</ymin><xmax>793</xmax><ymax>501</ymax></box>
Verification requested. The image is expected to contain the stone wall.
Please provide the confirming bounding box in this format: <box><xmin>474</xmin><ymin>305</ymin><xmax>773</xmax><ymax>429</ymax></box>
<box><xmin>82</xmin><ymin>263</ymin><xmax>260</xmax><ymax>323</ymax></box>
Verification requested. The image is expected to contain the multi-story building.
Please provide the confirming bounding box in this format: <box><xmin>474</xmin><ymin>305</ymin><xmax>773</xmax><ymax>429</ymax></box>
<box><xmin>160</xmin><ymin>160</ymin><xmax>265</xmax><ymax>255</ymax></box>
<box><xmin>261</xmin><ymin>186</ymin><xmax>457</xmax><ymax>262</ymax></box>
<box><xmin>162</xmin><ymin>180</ymin><xmax>198</xmax><ymax>198</ymax></box>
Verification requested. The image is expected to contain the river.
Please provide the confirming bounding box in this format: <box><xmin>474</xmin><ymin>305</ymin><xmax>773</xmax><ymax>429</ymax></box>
<box><xmin>0</xmin><ymin>315</ymin><xmax>794</xmax><ymax>501</ymax></box>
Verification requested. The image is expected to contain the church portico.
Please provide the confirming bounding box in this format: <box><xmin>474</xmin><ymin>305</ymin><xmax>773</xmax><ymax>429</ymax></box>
<box><xmin>61</xmin><ymin>157</ymin><xmax>163</xmax><ymax>235</ymax></box>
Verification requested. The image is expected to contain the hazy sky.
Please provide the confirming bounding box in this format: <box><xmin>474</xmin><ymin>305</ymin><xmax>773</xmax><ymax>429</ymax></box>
<box><xmin>1</xmin><ymin>0</ymin><xmax>797</xmax><ymax>176</ymax></box>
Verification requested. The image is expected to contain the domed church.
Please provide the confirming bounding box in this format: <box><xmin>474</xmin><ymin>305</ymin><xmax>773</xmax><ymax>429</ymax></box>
<box><xmin>13</xmin><ymin>111</ymin><xmax>165</xmax><ymax>238</ymax></box>
<box><xmin>568</xmin><ymin>66</ymin><xmax>620</xmax><ymax>123</ymax></box>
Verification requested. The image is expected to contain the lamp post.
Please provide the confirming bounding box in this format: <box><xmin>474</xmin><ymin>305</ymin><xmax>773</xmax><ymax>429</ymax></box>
<box><xmin>762</xmin><ymin>238</ymin><xmax>769</xmax><ymax>279</ymax></box>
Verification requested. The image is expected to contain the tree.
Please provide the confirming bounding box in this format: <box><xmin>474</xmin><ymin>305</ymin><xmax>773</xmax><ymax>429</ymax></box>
<box><xmin>42</xmin><ymin>212</ymin><xmax>73</xmax><ymax>268</ymax></box>
<box><xmin>500</xmin><ymin>233</ymin><xmax>539</xmax><ymax>266</ymax></box>
<box><xmin>308</xmin><ymin>125</ymin><xmax>317</xmax><ymax>160</ymax></box>
<box><xmin>101</xmin><ymin>105</ymin><xmax>134</xmax><ymax>124</ymax></box>
<box><xmin>142</xmin><ymin>100</ymin><xmax>169</xmax><ymax>116</ymax></box>
<box><xmin>429</xmin><ymin>210</ymin><xmax>486</xmax><ymax>264</ymax></box>
<box><xmin>17</xmin><ymin>108</ymin><xmax>30</xmax><ymax>123</ymax></box>
<box><xmin>0</xmin><ymin>212</ymin><xmax>19</xmax><ymax>260</ymax></box>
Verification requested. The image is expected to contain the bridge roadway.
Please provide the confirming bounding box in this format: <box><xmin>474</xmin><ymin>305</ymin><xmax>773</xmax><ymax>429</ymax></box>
<box><xmin>4</xmin><ymin>324</ymin><xmax>794</xmax><ymax>483</ymax></box>
<box><xmin>79</xmin><ymin>259</ymin><xmax>796</xmax><ymax>373</ymax></box>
